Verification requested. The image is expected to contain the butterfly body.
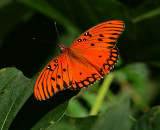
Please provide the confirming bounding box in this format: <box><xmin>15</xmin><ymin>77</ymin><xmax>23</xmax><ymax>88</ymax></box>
<box><xmin>34</xmin><ymin>20</ymin><xmax>125</xmax><ymax>100</ymax></box>
<box><xmin>58</xmin><ymin>44</ymin><xmax>67</xmax><ymax>53</ymax></box>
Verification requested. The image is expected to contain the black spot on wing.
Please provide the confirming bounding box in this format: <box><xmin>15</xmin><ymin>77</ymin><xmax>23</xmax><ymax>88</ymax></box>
<box><xmin>51</xmin><ymin>84</ymin><xmax>54</xmax><ymax>93</ymax></box>
<box><xmin>99</xmin><ymin>34</ymin><xmax>104</xmax><ymax>37</ymax></box>
<box><xmin>54</xmin><ymin>59</ymin><xmax>58</xmax><ymax>63</ymax></box>
<box><xmin>111</xmin><ymin>33</ymin><xmax>119</xmax><ymax>35</ymax></box>
<box><xmin>56</xmin><ymin>84</ymin><xmax>61</xmax><ymax>90</ymax></box>
<box><xmin>46</xmin><ymin>65</ymin><xmax>53</xmax><ymax>71</ymax></box>
<box><xmin>51</xmin><ymin>77</ymin><xmax>55</xmax><ymax>81</ymax></box>
<box><xmin>75</xmin><ymin>81</ymin><xmax>81</xmax><ymax>89</ymax></box>
<box><xmin>84</xmin><ymin>32</ymin><xmax>92</xmax><ymax>37</ymax></box>
<box><xmin>109</xmin><ymin>37</ymin><xmax>116</xmax><ymax>40</ymax></box>
<box><xmin>78</xmin><ymin>39</ymin><xmax>82</xmax><ymax>42</ymax></box>
<box><xmin>83</xmin><ymin>38</ymin><xmax>86</xmax><ymax>41</ymax></box>
<box><xmin>57</xmin><ymin>75</ymin><xmax>61</xmax><ymax>79</ymax></box>
<box><xmin>63</xmin><ymin>81</ymin><xmax>68</xmax><ymax>88</ymax></box>
<box><xmin>63</xmin><ymin>69</ymin><xmax>66</xmax><ymax>72</ymax></box>
<box><xmin>69</xmin><ymin>81</ymin><xmax>72</xmax><ymax>86</ymax></box>
<box><xmin>98</xmin><ymin>38</ymin><xmax>103</xmax><ymax>41</ymax></box>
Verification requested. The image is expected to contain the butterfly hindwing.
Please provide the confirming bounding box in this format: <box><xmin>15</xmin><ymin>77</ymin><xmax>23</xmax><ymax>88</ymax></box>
<box><xmin>67</xmin><ymin>55</ymin><xmax>102</xmax><ymax>89</ymax></box>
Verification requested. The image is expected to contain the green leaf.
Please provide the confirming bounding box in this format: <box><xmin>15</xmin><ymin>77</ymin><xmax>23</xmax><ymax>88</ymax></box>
<box><xmin>0</xmin><ymin>67</ymin><xmax>37</xmax><ymax>130</ymax></box>
<box><xmin>91</xmin><ymin>96</ymin><xmax>132</xmax><ymax>130</ymax></box>
<box><xmin>66</xmin><ymin>98</ymin><xmax>88</xmax><ymax>117</ymax></box>
<box><xmin>32</xmin><ymin>101</ymin><xmax>69</xmax><ymax>130</ymax></box>
<box><xmin>48</xmin><ymin>114</ymin><xmax>98</xmax><ymax>130</ymax></box>
<box><xmin>131</xmin><ymin>106</ymin><xmax>160</xmax><ymax>130</ymax></box>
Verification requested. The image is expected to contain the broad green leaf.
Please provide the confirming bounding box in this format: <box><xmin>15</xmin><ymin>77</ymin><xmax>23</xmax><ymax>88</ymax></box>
<box><xmin>32</xmin><ymin>101</ymin><xmax>69</xmax><ymax>130</ymax></box>
<box><xmin>131</xmin><ymin>106</ymin><xmax>160</xmax><ymax>130</ymax></box>
<box><xmin>48</xmin><ymin>114</ymin><xmax>98</xmax><ymax>130</ymax></box>
<box><xmin>66</xmin><ymin>98</ymin><xmax>88</xmax><ymax>117</ymax></box>
<box><xmin>91</xmin><ymin>96</ymin><xmax>132</xmax><ymax>130</ymax></box>
<box><xmin>0</xmin><ymin>67</ymin><xmax>37</xmax><ymax>130</ymax></box>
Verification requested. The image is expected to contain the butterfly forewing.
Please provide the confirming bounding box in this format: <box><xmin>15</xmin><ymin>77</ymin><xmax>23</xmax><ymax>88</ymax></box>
<box><xmin>34</xmin><ymin>54</ymin><xmax>73</xmax><ymax>100</ymax></box>
<box><xmin>70</xmin><ymin>20</ymin><xmax>124</xmax><ymax>49</ymax></box>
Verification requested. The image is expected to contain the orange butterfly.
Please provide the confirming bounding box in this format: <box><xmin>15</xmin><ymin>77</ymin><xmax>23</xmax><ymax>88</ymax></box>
<box><xmin>34</xmin><ymin>20</ymin><xmax>125</xmax><ymax>100</ymax></box>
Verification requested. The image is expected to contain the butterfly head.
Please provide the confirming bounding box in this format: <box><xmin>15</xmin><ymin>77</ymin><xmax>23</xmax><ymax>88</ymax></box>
<box><xmin>59</xmin><ymin>44</ymin><xmax>67</xmax><ymax>53</ymax></box>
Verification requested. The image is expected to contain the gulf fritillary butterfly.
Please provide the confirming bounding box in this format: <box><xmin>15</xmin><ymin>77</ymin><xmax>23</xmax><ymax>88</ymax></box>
<box><xmin>34</xmin><ymin>20</ymin><xmax>125</xmax><ymax>100</ymax></box>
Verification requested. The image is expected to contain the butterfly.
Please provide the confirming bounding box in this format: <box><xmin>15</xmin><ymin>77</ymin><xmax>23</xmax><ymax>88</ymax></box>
<box><xmin>34</xmin><ymin>20</ymin><xmax>125</xmax><ymax>100</ymax></box>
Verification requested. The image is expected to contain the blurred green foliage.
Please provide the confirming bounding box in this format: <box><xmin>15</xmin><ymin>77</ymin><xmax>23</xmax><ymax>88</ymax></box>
<box><xmin>0</xmin><ymin>0</ymin><xmax>160</xmax><ymax>129</ymax></box>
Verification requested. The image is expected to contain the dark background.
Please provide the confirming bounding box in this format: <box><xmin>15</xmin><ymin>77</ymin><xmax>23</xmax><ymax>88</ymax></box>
<box><xmin>0</xmin><ymin>0</ymin><xmax>160</xmax><ymax>129</ymax></box>
<box><xmin>1</xmin><ymin>0</ymin><xmax>160</xmax><ymax>78</ymax></box>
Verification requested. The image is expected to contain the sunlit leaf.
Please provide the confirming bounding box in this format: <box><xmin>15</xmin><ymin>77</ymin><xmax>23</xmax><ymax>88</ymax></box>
<box><xmin>48</xmin><ymin>114</ymin><xmax>98</xmax><ymax>130</ymax></box>
<box><xmin>0</xmin><ymin>68</ymin><xmax>37</xmax><ymax>129</ymax></box>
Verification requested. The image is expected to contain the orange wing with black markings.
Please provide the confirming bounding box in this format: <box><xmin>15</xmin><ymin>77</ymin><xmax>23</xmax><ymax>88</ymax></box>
<box><xmin>34</xmin><ymin>54</ymin><xmax>73</xmax><ymax>100</ymax></box>
<box><xmin>34</xmin><ymin>20</ymin><xmax>125</xmax><ymax>100</ymax></box>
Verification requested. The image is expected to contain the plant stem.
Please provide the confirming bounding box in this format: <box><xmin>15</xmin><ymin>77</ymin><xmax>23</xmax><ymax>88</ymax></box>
<box><xmin>132</xmin><ymin>7</ymin><xmax>160</xmax><ymax>23</ymax></box>
<box><xmin>89</xmin><ymin>73</ymin><xmax>113</xmax><ymax>115</ymax></box>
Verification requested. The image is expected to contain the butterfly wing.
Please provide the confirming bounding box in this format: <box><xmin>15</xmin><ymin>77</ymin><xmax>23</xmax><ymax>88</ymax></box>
<box><xmin>65</xmin><ymin>51</ymin><xmax>103</xmax><ymax>89</ymax></box>
<box><xmin>70</xmin><ymin>20</ymin><xmax>124</xmax><ymax>49</ymax></box>
<box><xmin>34</xmin><ymin>52</ymin><xmax>102</xmax><ymax>100</ymax></box>
<box><xmin>67</xmin><ymin>20</ymin><xmax>124</xmax><ymax>88</ymax></box>
<box><xmin>34</xmin><ymin>54</ymin><xmax>73</xmax><ymax>100</ymax></box>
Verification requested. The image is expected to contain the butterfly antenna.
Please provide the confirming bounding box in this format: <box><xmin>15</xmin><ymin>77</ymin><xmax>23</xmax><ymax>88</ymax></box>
<box><xmin>54</xmin><ymin>22</ymin><xmax>61</xmax><ymax>43</ymax></box>
<box><xmin>32</xmin><ymin>37</ymin><xmax>52</xmax><ymax>46</ymax></box>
